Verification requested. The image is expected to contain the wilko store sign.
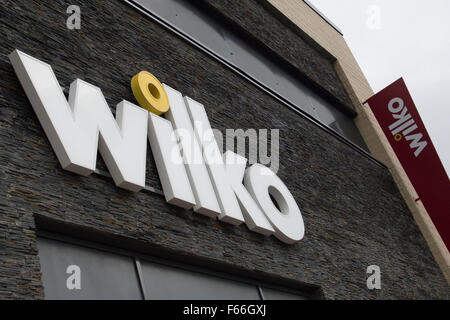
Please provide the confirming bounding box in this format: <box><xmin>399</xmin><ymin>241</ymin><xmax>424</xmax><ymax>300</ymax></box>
<box><xmin>9</xmin><ymin>49</ymin><xmax>305</xmax><ymax>244</ymax></box>
<box><xmin>386</xmin><ymin>97</ymin><xmax>427</xmax><ymax>157</ymax></box>
<box><xmin>365</xmin><ymin>78</ymin><xmax>450</xmax><ymax>250</ymax></box>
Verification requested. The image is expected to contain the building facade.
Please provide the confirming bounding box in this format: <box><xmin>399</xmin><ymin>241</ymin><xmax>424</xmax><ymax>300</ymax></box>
<box><xmin>0</xmin><ymin>0</ymin><xmax>448</xmax><ymax>299</ymax></box>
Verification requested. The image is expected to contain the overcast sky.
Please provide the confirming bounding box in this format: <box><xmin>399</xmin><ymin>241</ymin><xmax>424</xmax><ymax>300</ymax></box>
<box><xmin>310</xmin><ymin>0</ymin><xmax>450</xmax><ymax>176</ymax></box>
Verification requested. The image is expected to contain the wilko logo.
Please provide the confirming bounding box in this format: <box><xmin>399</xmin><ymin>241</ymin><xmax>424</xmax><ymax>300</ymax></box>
<box><xmin>9</xmin><ymin>49</ymin><xmax>305</xmax><ymax>245</ymax></box>
<box><xmin>388</xmin><ymin>97</ymin><xmax>427</xmax><ymax>157</ymax></box>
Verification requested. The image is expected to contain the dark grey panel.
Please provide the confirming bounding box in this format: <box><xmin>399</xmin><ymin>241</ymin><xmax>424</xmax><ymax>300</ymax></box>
<box><xmin>273</xmin><ymin>70</ymin><xmax>315</xmax><ymax>117</ymax></box>
<box><xmin>37</xmin><ymin>237</ymin><xmax>142</xmax><ymax>300</ymax></box>
<box><xmin>261</xmin><ymin>287</ymin><xmax>308</xmax><ymax>300</ymax></box>
<box><xmin>141</xmin><ymin>260</ymin><xmax>260</xmax><ymax>300</ymax></box>
<box><xmin>307</xmin><ymin>92</ymin><xmax>368</xmax><ymax>146</ymax></box>
<box><xmin>142</xmin><ymin>0</ymin><xmax>230</xmax><ymax>57</ymax></box>
<box><xmin>133</xmin><ymin>0</ymin><xmax>367</xmax><ymax>149</ymax></box>
<box><xmin>224</xmin><ymin>30</ymin><xmax>279</xmax><ymax>89</ymax></box>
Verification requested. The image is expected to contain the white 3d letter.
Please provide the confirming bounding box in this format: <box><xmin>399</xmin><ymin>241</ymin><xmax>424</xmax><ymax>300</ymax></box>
<box><xmin>186</xmin><ymin>98</ymin><xmax>244</xmax><ymax>225</ymax></box>
<box><xmin>224</xmin><ymin>151</ymin><xmax>274</xmax><ymax>234</ymax></box>
<box><xmin>244</xmin><ymin>164</ymin><xmax>304</xmax><ymax>244</ymax></box>
<box><xmin>147</xmin><ymin>112</ymin><xmax>196</xmax><ymax>208</ymax></box>
<box><xmin>164</xmin><ymin>84</ymin><xmax>221</xmax><ymax>218</ymax></box>
<box><xmin>9</xmin><ymin>50</ymin><xmax>148</xmax><ymax>192</ymax></box>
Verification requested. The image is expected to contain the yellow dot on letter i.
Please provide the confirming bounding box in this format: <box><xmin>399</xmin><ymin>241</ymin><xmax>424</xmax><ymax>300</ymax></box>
<box><xmin>131</xmin><ymin>71</ymin><xmax>169</xmax><ymax>115</ymax></box>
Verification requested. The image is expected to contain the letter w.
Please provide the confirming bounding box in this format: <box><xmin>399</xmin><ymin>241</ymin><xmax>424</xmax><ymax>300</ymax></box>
<box><xmin>406</xmin><ymin>133</ymin><xmax>428</xmax><ymax>157</ymax></box>
<box><xmin>9</xmin><ymin>50</ymin><xmax>148</xmax><ymax>191</ymax></box>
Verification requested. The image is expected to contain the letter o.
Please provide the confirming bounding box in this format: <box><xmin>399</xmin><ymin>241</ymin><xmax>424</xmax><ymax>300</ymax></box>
<box><xmin>244</xmin><ymin>164</ymin><xmax>305</xmax><ymax>244</ymax></box>
<box><xmin>388</xmin><ymin>97</ymin><xmax>404</xmax><ymax>113</ymax></box>
<box><xmin>131</xmin><ymin>71</ymin><xmax>169</xmax><ymax>115</ymax></box>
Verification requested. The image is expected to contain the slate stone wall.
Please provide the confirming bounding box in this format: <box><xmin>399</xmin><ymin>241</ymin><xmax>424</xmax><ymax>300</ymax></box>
<box><xmin>0</xmin><ymin>0</ymin><xmax>448</xmax><ymax>299</ymax></box>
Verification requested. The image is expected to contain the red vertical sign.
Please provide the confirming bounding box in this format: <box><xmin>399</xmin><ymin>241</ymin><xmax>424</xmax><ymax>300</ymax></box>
<box><xmin>365</xmin><ymin>78</ymin><xmax>450</xmax><ymax>250</ymax></box>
